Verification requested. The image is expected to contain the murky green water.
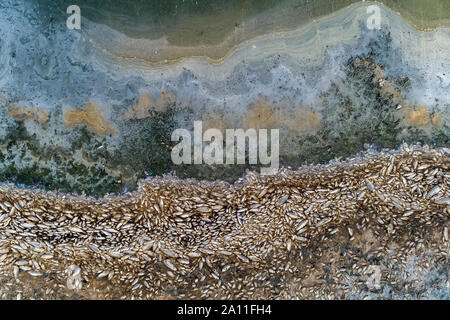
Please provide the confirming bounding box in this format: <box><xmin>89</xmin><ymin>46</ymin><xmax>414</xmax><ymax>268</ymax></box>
<box><xmin>38</xmin><ymin>0</ymin><xmax>450</xmax><ymax>47</ymax></box>
<box><xmin>382</xmin><ymin>0</ymin><xmax>450</xmax><ymax>29</ymax></box>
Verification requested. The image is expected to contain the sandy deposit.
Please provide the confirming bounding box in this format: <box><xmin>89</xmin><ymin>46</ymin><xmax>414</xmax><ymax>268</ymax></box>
<box><xmin>63</xmin><ymin>102</ymin><xmax>117</xmax><ymax>136</ymax></box>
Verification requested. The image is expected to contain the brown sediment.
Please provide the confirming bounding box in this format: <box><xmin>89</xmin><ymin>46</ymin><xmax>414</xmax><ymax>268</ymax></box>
<box><xmin>243</xmin><ymin>99</ymin><xmax>320</xmax><ymax>134</ymax></box>
<box><xmin>431</xmin><ymin>112</ymin><xmax>443</xmax><ymax>126</ymax></box>
<box><xmin>7</xmin><ymin>103</ymin><xmax>35</xmax><ymax>121</ymax></box>
<box><xmin>202</xmin><ymin>111</ymin><xmax>230</xmax><ymax>136</ymax></box>
<box><xmin>63</xmin><ymin>102</ymin><xmax>117</xmax><ymax>136</ymax></box>
<box><xmin>0</xmin><ymin>145</ymin><xmax>448</xmax><ymax>299</ymax></box>
<box><xmin>121</xmin><ymin>93</ymin><xmax>155</xmax><ymax>121</ymax></box>
<box><xmin>362</xmin><ymin>58</ymin><xmax>442</xmax><ymax>129</ymax></box>
<box><xmin>36</xmin><ymin>108</ymin><xmax>50</xmax><ymax>126</ymax></box>
<box><xmin>380</xmin><ymin>81</ymin><xmax>404</xmax><ymax>105</ymax></box>
<box><xmin>243</xmin><ymin>98</ymin><xmax>279</xmax><ymax>129</ymax></box>
<box><xmin>397</xmin><ymin>105</ymin><xmax>444</xmax><ymax>128</ymax></box>
<box><xmin>119</xmin><ymin>89</ymin><xmax>177</xmax><ymax>121</ymax></box>
<box><xmin>285</xmin><ymin>106</ymin><xmax>321</xmax><ymax>134</ymax></box>
<box><xmin>7</xmin><ymin>104</ymin><xmax>50</xmax><ymax>127</ymax></box>
<box><xmin>405</xmin><ymin>105</ymin><xmax>430</xmax><ymax>126</ymax></box>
